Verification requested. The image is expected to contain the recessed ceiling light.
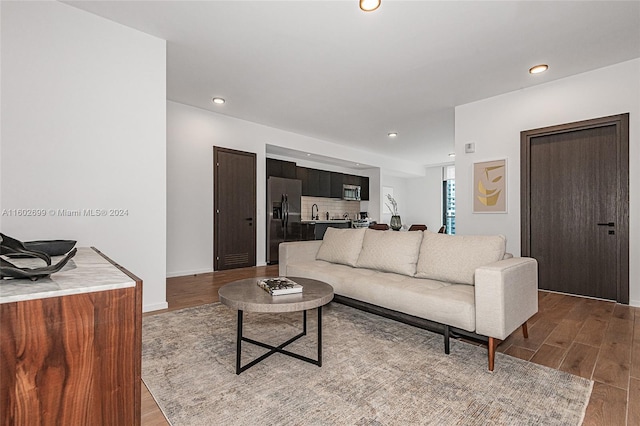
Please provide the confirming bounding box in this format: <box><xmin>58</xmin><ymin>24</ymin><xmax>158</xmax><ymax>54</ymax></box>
<box><xmin>212</xmin><ymin>97</ymin><xmax>226</xmax><ymax>104</ymax></box>
<box><xmin>529</xmin><ymin>64</ymin><xmax>549</xmax><ymax>74</ymax></box>
<box><xmin>388</xmin><ymin>132</ymin><xmax>398</xmax><ymax>138</ymax></box>
<box><xmin>359</xmin><ymin>0</ymin><xmax>381</xmax><ymax>12</ymax></box>
<box><xmin>448</xmin><ymin>153</ymin><xmax>456</xmax><ymax>158</ymax></box>
<box><xmin>355</xmin><ymin>163</ymin><xmax>360</xmax><ymax>166</ymax></box>
<box><xmin>306</xmin><ymin>153</ymin><xmax>311</xmax><ymax>156</ymax></box>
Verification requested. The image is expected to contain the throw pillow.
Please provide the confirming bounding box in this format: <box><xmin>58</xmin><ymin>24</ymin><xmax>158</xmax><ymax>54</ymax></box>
<box><xmin>316</xmin><ymin>227</ymin><xmax>366</xmax><ymax>267</ymax></box>
<box><xmin>355</xmin><ymin>229</ymin><xmax>424</xmax><ymax>276</ymax></box>
<box><xmin>415</xmin><ymin>233</ymin><xmax>506</xmax><ymax>285</ymax></box>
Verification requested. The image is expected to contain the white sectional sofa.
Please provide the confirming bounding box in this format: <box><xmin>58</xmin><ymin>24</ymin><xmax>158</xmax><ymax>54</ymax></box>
<box><xmin>279</xmin><ymin>227</ymin><xmax>538</xmax><ymax>371</ymax></box>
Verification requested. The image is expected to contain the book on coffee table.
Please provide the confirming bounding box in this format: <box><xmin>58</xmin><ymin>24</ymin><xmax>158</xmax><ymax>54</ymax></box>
<box><xmin>257</xmin><ymin>277</ymin><xmax>303</xmax><ymax>296</ymax></box>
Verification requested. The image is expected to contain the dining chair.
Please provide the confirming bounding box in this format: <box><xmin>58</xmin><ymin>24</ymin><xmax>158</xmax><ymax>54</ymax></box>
<box><xmin>438</xmin><ymin>225</ymin><xmax>446</xmax><ymax>233</ymax></box>
<box><xmin>369</xmin><ymin>223</ymin><xmax>389</xmax><ymax>231</ymax></box>
<box><xmin>408</xmin><ymin>224</ymin><xmax>427</xmax><ymax>231</ymax></box>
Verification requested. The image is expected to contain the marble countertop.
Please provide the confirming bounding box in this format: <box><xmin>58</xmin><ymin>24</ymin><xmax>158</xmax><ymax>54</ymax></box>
<box><xmin>0</xmin><ymin>247</ymin><xmax>136</xmax><ymax>304</ymax></box>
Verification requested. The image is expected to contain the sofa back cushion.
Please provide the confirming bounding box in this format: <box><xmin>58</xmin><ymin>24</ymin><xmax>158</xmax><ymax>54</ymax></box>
<box><xmin>416</xmin><ymin>233</ymin><xmax>506</xmax><ymax>285</ymax></box>
<box><xmin>316</xmin><ymin>227</ymin><xmax>366</xmax><ymax>267</ymax></box>
<box><xmin>355</xmin><ymin>229</ymin><xmax>423</xmax><ymax>276</ymax></box>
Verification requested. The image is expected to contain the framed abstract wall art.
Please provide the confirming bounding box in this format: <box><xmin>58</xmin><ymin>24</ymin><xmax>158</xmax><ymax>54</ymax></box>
<box><xmin>473</xmin><ymin>159</ymin><xmax>507</xmax><ymax>213</ymax></box>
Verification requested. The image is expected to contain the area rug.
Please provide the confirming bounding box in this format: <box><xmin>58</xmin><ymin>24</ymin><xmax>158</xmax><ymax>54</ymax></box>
<box><xmin>142</xmin><ymin>302</ymin><xmax>592</xmax><ymax>425</ymax></box>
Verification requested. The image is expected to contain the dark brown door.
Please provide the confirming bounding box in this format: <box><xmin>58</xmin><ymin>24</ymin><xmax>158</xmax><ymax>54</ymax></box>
<box><xmin>521</xmin><ymin>114</ymin><xmax>629</xmax><ymax>303</ymax></box>
<box><xmin>214</xmin><ymin>147</ymin><xmax>256</xmax><ymax>270</ymax></box>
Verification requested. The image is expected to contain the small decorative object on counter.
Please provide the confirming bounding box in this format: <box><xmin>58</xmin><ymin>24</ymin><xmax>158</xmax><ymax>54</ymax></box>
<box><xmin>1</xmin><ymin>233</ymin><xmax>51</xmax><ymax>264</ymax></box>
<box><xmin>0</xmin><ymin>233</ymin><xmax>77</xmax><ymax>281</ymax></box>
<box><xmin>257</xmin><ymin>277</ymin><xmax>303</xmax><ymax>296</ymax></box>
<box><xmin>390</xmin><ymin>215</ymin><xmax>402</xmax><ymax>231</ymax></box>
<box><xmin>326</xmin><ymin>211</ymin><xmax>329</xmax><ymax>220</ymax></box>
<box><xmin>385</xmin><ymin>194</ymin><xmax>402</xmax><ymax>231</ymax></box>
<box><xmin>21</xmin><ymin>240</ymin><xmax>77</xmax><ymax>257</ymax></box>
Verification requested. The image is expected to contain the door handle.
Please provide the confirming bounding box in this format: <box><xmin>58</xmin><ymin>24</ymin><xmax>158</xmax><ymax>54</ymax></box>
<box><xmin>596</xmin><ymin>222</ymin><xmax>615</xmax><ymax>227</ymax></box>
<box><xmin>284</xmin><ymin>195</ymin><xmax>289</xmax><ymax>224</ymax></box>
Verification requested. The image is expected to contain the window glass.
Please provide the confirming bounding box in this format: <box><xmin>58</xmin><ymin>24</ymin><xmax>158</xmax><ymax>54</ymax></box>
<box><xmin>443</xmin><ymin>166</ymin><xmax>455</xmax><ymax>235</ymax></box>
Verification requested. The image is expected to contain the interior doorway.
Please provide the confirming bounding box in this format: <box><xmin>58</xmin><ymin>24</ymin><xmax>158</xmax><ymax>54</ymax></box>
<box><xmin>520</xmin><ymin>114</ymin><xmax>629</xmax><ymax>303</ymax></box>
<box><xmin>213</xmin><ymin>146</ymin><xmax>257</xmax><ymax>270</ymax></box>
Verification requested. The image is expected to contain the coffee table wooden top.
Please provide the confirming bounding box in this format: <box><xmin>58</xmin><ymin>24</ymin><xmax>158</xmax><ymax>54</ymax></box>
<box><xmin>218</xmin><ymin>277</ymin><xmax>334</xmax><ymax>313</ymax></box>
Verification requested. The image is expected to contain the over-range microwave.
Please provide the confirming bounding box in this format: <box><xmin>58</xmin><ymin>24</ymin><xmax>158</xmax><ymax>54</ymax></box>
<box><xmin>343</xmin><ymin>184</ymin><xmax>361</xmax><ymax>201</ymax></box>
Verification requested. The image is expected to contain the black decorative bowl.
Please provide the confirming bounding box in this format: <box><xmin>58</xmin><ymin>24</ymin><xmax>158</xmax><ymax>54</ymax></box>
<box><xmin>23</xmin><ymin>240</ymin><xmax>77</xmax><ymax>256</ymax></box>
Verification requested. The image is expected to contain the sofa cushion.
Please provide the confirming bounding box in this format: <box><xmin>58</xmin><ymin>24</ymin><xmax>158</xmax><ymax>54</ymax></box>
<box><xmin>416</xmin><ymin>233</ymin><xmax>506</xmax><ymax>285</ymax></box>
<box><xmin>355</xmin><ymin>228</ymin><xmax>423</xmax><ymax>276</ymax></box>
<box><xmin>287</xmin><ymin>259</ymin><xmax>476</xmax><ymax>332</ymax></box>
<box><xmin>316</xmin><ymin>227</ymin><xmax>366</xmax><ymax>267</ymax></box>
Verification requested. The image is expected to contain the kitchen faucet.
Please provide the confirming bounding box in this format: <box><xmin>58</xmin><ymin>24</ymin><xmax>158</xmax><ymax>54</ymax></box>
<box><xmin>343</xmin><ymin>212</ymin><xmax>350</xmax><ymax>220</ymax></box>
<box><xmin>312</xmin><ymin>203</ymin><xmax>319</xmax><ymax>220</ymax></box>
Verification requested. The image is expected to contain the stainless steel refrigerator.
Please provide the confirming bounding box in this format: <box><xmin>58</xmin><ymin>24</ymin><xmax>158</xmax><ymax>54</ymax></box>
<box><xmin>267</xmin><ymin>177</ymin><xmax>302</xmax><ymax>264</ymax></box>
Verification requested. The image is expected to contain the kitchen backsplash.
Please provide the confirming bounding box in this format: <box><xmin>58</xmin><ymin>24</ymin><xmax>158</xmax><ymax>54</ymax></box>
<box><xmin>301</xmin><ymin>196</ymin><xmax>361</xmax><ymax>221</ymax></box>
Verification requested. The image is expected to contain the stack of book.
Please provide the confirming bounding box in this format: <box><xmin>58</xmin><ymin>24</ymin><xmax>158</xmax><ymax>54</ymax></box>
<box><xmin>257</xmin><ymin>277</ymin><xmax>303</xmax><ymax>296</ymax></box>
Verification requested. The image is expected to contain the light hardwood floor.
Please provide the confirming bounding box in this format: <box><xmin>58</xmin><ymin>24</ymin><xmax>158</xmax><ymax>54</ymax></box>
<box><xmin>142</xmin><ymin>266</ymin><xmax>640</xmax><ymax>425</ymax></box>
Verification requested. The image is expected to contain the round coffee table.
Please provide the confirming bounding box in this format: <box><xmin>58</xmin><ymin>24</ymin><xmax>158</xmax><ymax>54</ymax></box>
<box><xmin>219</xmin><ymin>277</ymin><xmax>334</xmax><ymax>374</ymax></box>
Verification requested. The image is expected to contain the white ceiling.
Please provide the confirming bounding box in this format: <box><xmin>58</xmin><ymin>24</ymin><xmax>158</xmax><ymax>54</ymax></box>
<box><xmin>65</xmin><ymin>0</ymin><xmax>640</xmax><ymax>168</ymax></box>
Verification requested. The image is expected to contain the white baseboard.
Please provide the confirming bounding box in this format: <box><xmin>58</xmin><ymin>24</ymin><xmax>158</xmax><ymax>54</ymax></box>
<box><xmin>167</xmin><ymin>263</ymin><xmax>271</xmax><ymax>278</ymax></box>
<box><xmin>143</xmin><ymin>301</ymin><xmax>169</xmax><ymax>313</ymax></box>
<box><xmin>166</xmin><ymin>267</ymin><xmax>213</xmax><ymax>278</ymax></box>
<box><xmin>540</xmin><ymin>289</ymin><xmax>640</xmax><ymax>307</ymax></box>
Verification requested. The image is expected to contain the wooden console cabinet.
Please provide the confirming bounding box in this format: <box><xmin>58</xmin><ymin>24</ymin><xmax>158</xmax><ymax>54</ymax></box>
<box><xmin>0</xmin><ymin>248</ymin><xmax>142</xmax><ymax>425</ymax></box>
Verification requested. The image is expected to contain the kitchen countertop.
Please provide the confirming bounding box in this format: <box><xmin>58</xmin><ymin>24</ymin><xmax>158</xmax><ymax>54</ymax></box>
<box><xmin>301</xmin><ymin>219</ymin><xmax>351</xmax><ymax>224</ymax></box>
<box><xmin>0</xmin><ymin>247</ymin><xmax>136</xmax><ymax>304</ymax></box>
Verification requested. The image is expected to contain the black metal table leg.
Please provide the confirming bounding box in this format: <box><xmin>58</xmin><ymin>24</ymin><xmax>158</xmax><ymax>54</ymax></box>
<box><xmin>444</xmin><ymin>324</ymin><xmax>450</xmax><ymax>354</ymax></box>
<box><xmin>234</xmin><ymin>308</ymin><xmax>324</xmax><ymax>374</ymax></box>
<box><xmin>317</xmin><ymin>306</ymin><xmax>322</xmax><ymax>367</ymax></box>
<box><xmin>303</xmin><ymin>309</ymin><xmax>307</xmax><ymax>335</ymax></box>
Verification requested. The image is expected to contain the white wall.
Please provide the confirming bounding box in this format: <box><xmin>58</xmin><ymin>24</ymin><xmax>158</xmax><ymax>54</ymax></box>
<box><xmin>362</xmin><ymin>168</ymin><xmax>381</xmax><ymax>221</ymax></box>
<box><xmin>380</xmin><ymin>168</ymin><xmax>445</xmax><ymax>231</ymax></box>
<box><xmin>167</xmin><ymin>101</ymin><xmax>426</xmax><ymax>277</ymax></box>
<box><xmin>1</xmin><ymin>2</ymin><xmax>167</xmax><ymax>312</ymax></box>
<box><xmin>455</xmin><ymin>59</ymin><xmax>640</xmax><ymax>306</ymax></box>
<box><xmin>379</xmin><ymin>174</ymin><xmax>408</xmax><ymax>226</ymax></box>
<box><xmin>404</xmin><ymin>166</ymin><xmax>446</xmax><ymax>231</ymax></box>
<box><xmin>166</xmin><ymin>102</ymin><xmax>266</xmax><ymax>276</ymax></box>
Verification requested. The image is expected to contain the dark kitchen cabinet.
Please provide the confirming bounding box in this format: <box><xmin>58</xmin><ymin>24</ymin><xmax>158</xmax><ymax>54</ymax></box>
<box><xmin>360</xmin><ymin>176</ymin><xmax>370</xmax><ymax>200</ymax></box>
<box><xmin>296</xmin><ymin>164</ymin><xmax>369</xmax><ymax>200</ymax></box>
<box><xmin>298</xmin><ymin>167</ymin><xmax>330</xmax><ymax>197</ymax></box>
<box><xmin>267</xmin><ymin>158</ymin><xmax>297</xmax><ymax>179</ymax></box>
<box><xmin>314</xmin><ymin>221</ymin><xmax>351</xmax><ymax>239</ymax></box>
<box><xmin>296</xmin><ymin>167</ymin><xmax>313</xmax><ymax>197</ymax></box>
<box><xmin>314</xmin><ymin>169</ymin><xmax>331</xmax><ymax>197</ymax></box>
<box><xmin>296</xmin><ymin>167</ymin><xmax>309</xmax><ymax>194</ymax></box>
<box><xmin>301</xmin><ymin>223</ymin><xmax>316</xmax><ymax>240</ymax></box>
<box><xmin>343</xmin><ymin>174</ymin><xmax>360</xmax><ymax>186</ymax></box>
<box><xmin>330</xmin><ymin>172</ymin><xmax>343</xmax><ymax>198</ymax></box>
